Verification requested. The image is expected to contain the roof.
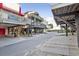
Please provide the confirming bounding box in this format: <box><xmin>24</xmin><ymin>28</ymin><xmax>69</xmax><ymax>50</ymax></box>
<box><xmin>24</xmin><ymin>11</ymin><xmax>39</xmax><ymax>16</ymax></box>
<box><xmin>51</xmin><ymin>3</ymin><xmax>78</xmax><ymax>30</ymax></box>
<box><xmin>51</xmin><ymin>3</ymin><xmax>73</xmax><ymax>9</ymax></box>
<box><xmin>0</xmin><ymin>3</ymin><xmax>24</xmax><ymax>16</ymax></box>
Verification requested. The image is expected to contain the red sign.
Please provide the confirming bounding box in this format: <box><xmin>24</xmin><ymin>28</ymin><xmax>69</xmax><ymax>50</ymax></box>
<box><xmin>0</xmin><ymin>3</ymin><xmax>3</xmax><ymax>8</ymax></box>
<box><xmin>0</xmin><ymin>28</ymin><xmax>5</xmax><ymax>36</ymax></box>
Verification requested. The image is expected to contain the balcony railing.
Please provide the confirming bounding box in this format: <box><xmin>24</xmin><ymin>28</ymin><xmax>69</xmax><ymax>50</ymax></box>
<box><xmin>31</xmin><ymin>22</ymin><xmax>46</xmax><ymax>28</ymax></box>
<box><xmin>0</xmin><ymin>10</ymin><xmax>26</xmax><ymax>25</ymax></box>
<box><xmin>31</xmin><ymin>14</ymin><xmax>43</xmax><ymax>21</ymax></box>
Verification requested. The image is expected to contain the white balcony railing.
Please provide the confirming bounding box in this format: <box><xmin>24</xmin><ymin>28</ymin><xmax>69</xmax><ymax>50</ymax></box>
<box><xmin>32</xmin><ymin>22</ymin><xmax>46</xmax><ymax>28</ymax></box>
<box><xmin>32</xmin><ymin>14</ymin><xmax>43</xmax><ymax>21</ymax></box>
<box><xmin>0</xmin><ymin>10</ymin><xmax>32</xmax><ymax>25</ymax></box>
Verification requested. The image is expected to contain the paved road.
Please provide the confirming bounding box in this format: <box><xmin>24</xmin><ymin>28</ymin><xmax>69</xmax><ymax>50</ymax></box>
<box><xmin>0</xmin><ymin>32</ymin><xmax>57</xmax><ymax>56</ymax></box>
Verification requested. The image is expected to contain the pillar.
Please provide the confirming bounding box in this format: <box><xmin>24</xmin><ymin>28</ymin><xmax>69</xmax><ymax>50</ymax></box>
<box><xmin>5</xmin><ymin>27</ymin><xmax>8</xmax><ymax>36</ymax></box>
<box><xmin>75</xmin><ymin>15</ymin><xmax>79</xmax><ymax>47</ymax></box>
<box><xmin>27</xmin><ymin>28</ymin><xmax>30</xmax><ymax>37</ymax></box>
<box><xmin>71</xmin><ymin>28</ymin><xmax>74</xmax><ymax>35</ymax></box>
<box><xmin>65</xmin><ymin>24</ymin><xmax>68</xmax><ymax>36</ymax></box>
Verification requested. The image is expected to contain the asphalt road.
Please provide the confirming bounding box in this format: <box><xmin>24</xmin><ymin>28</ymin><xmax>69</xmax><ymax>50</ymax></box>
<box><xmin>0</xmin><ymin>32</ymin><xmax>57</xmax><ymax>56</ymax></box>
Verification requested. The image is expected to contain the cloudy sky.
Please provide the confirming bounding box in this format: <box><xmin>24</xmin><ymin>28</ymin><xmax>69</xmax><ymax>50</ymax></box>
<box><xmin>20</xmin><ymin>3</ymin><xmax>60</xmax><ymax>29</ymax></box>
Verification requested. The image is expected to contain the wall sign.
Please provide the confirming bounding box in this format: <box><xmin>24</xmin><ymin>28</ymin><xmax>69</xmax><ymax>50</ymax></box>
<box><xmin>8</xmin><ymin>14</ymin><xmax>18</xmax><ymax>21</ymax></box>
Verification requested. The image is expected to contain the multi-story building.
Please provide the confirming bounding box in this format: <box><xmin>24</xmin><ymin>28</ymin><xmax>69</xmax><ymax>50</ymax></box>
<box><xmin>24</xmin><ymin>11</ymin><xmax>47</xmax><ymax>34</ymax></box>
<box><xmin>0</xmin><ymin>3</ymin><xmax>27</xmax><ymax>37</ymax></box>
<box><xmin>0</xmin><ymin>3</ymin><xmax>47</xmax><ymax>37</ymax></box>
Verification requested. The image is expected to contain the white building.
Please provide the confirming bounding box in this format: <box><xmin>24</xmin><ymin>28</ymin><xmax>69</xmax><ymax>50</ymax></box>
<box><xmin>0</xmin><ymin>3</ymin><xmax>25</xmax><ymax>36</ymax></box>
<box><xmin>24</xmin><ymin>11</ymin><xmax>47</xmax><ymax>33</ymax></box>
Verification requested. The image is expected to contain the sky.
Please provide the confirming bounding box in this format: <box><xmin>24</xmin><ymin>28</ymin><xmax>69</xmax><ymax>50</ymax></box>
<box><xmin>20</xmin><ymin>3</ymin><xmax>53</xmax><ymax>17</ymax></box>
<box><xmin>20</xmin><ymin>3</ymin><xmax>54</xmax><ymax>23</ymax></box>
<box><xmin>20</xmin><ymin>3</ymin><xmax>60</xmax><ymax>29</ymax></box>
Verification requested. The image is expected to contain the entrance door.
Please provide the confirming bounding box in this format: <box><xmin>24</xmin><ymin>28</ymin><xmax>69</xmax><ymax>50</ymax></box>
<box><xmin>0</xmin><ymin>28</ymin><xmax>5</xmax><ymax>36</ymax></box>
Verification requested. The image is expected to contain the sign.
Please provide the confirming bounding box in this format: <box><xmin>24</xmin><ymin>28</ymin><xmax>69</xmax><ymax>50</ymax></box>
<box><xmin>8</xmin><ymin>14</ymin><xmax>18</xmax><ymax>21</ymax></box>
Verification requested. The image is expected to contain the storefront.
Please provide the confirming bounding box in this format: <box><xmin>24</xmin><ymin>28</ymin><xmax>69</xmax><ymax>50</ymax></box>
<box><xmin>0</xmin><ymin>9</ymin><xmax>25</xmax><ymax>37</ymax></box>
<box><xmin>8</xmin><ymin>25</ymin><xmax>24</xmax><ymax>37</ymax></box>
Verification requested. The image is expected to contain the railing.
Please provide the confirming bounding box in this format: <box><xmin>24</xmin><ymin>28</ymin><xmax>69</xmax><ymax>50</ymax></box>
<box><xmin>0</xmin><ymin>13</ymin><xmax>25</xmax><ymax>25</ymax></box>
<box><xmin>0</xmin><ymin>10</ymin><xmax>45</xmax><ymax>27</ymax></box>
<box><xmin>0</xmin><ymin>10</ymin><xmax>32</xmax><ymax>25</ymax></box>
<box><xmin>32</xmin><ymin>14</ymin><xmax>43</xmax><ymax>21</ymax></box>
<box><xmin>32</xmin><ymin>22</ymin><xmax>46</xmax><ymax>28</ymax></box>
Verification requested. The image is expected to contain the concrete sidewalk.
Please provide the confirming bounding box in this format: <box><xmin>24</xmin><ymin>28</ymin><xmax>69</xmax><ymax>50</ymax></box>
<box><xmin>0</xmin><ymin>37</ymin><xmax>29</xmax><ymax>48</ymax></box>
<box><xmin>1</xmin><ymin>32</ymin><xmax>78</xmax><ymax>56</ymax></box>
<box><xmin>0</xmin><ymin>33</ymin><xmax>48</xmax><ymax>48</ymax></box>
<box><xmin>26</xmin><ymin>33</ymin><xmax>79</xmax><ymax>56</ymax></box>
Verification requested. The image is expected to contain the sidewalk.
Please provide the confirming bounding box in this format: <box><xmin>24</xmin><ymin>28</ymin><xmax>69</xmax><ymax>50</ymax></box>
<box><xmin>0</xmin><ymin>33</ymin><xmax>47</xmax><ymax>48</ymax></box>
<box><xmin>26</xmin><ymin>33</ymin><xmax>79</xmax><ymax>56</ymax></box>
<box><xmin>0</xmin><ymin>37</ymin><xmax>28</xmax><ymax>48</ymax></box>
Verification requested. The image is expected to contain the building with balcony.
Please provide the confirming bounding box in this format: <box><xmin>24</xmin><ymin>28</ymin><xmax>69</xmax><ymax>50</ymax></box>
<box><xmin>24</xmin><ymin>11</ymin><xmax>47</xmax><ymax>34</ymax></box>
<box><xmin>0</xmin><ymin>3</ymin><xmax>47</xmax><ymax>37</ymax></box>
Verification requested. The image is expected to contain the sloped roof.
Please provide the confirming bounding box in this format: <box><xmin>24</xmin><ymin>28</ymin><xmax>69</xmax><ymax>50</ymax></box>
<box><xmin>51</xmin><ymin>3</ymin><xmax>78</xmax><ymax>30</ymax></box>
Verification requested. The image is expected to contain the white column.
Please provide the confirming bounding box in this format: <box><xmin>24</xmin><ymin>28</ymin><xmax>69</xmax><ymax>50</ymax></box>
<box><xmin>5</xmin><ymin>27</ymin><xmax>8</xmax><ymax>36</ymax></box>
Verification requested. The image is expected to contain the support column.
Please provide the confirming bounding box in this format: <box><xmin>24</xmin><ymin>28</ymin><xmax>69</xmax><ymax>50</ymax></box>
<box><xmin>71</xmin><ymin>28</ymin><xmax>74</xmax><ymax>35</ymax></box>
<box><xmin>65</xmin><ymin>24</ymin><xmax>68</xmax><ymax>36</ymax></box>
<box><xmin>75</xmin><ymin>15</ymin><xmax>79</xmax><ymax>47</ymax></box>
<box><xmin>28</xmin><ymin>28</ymin><xmax>30</xmax><ymax>37</ymax></box>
